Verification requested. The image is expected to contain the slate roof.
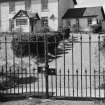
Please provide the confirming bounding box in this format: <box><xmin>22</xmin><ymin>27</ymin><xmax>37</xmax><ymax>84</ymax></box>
<box><xmin>13</xmin><ymin>10</ymin><xmax>40</xmax><ymax>19</ymax></box>
<box><xmin>62</xmin><ymin>6</ymin><xmax>105</xmax><ymax>20</ymax></box>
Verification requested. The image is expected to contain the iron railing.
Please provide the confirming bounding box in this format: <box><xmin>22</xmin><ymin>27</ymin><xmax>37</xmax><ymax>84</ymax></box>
<box><xmin>0</xmin><ymin>32</ymin><xmax>105</xmax><ymax>101</ymax></box>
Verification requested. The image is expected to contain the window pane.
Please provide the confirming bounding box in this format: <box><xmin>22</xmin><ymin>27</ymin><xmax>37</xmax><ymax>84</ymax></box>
<box><xmin>16</xmin><ymin>19</ymin><xmax>27</xmax><ymax>26</ymax></box>
<box><xmin>9</xmin><ymin>1</ymin><xmax>15</xmax><ymax>13</ymax></box>
<box><xmin>88</xmin><ymin>18</ymin><xmax>92</xmax><ymax>25</ymax></box>
<box><xmin>25</xmin><ymin>0</ymin><xmax>31</xmax><ymax>10</ymax></box>
<box><xmin>41</xmin><ymin>17</ymin><xmax>48</xmax><ymax>27</ymax></box>
<box><xmin>41</xmin><ymin>0</ymin><xmax>48</xmax><ymax>10</ymax></box>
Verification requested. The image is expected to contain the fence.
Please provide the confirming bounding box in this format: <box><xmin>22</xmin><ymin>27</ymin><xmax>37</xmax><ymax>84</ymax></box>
<box><xmin>0</xmin><ymin>31</ymin><xmax>105</xmax><ymax>101</ymax></box>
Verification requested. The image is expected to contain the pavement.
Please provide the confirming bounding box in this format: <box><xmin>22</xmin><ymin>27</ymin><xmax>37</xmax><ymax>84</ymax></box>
<box><xmin>0</xmin><ymin>98</ymin><xmax>105</xmax><ymax>105</ymax></box>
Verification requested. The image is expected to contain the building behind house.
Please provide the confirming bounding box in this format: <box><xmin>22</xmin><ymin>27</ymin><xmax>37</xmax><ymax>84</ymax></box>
<box><xmin>62</xmin><ymin>6</ymin><xmax>105</xmax><ymax>32</ymax></box>
<box><xmin>0</xmin><ymin>0</ymin><xmax>77</xmax><ymax>32</ymax></box>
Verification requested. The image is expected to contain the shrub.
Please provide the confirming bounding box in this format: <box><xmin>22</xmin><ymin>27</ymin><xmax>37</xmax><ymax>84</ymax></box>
<box><xmin>11</xmin><ymin>32</ymin><xmax>60</xmax><ymax>58</ymax></box>
<box><xmin>11</xmin><ymin>30</ymin><xmax>70</xmax><ymax>58</ymax></box>
<box><xmin>91</xmin><ymin>24</ymin><xmax>102</xmax><ymax>33</ymax></box>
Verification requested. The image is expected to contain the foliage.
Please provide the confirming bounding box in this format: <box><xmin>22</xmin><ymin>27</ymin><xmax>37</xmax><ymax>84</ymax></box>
<box><xmin>91</xmin><ymin>24</ymin><xmax>102</xmax><ymax>33</ymax></box>
<box><xmin>11</xmin><ymin>30</ymin><xmax>70</xmax><ymax>58</ymax></box>
<box><xmin>11</xmin><ymin>31</ymin><xmax>69</xmax><ymax>58</ymax></box>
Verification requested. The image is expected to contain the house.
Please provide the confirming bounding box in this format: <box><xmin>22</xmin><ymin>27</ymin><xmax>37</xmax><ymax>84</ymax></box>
<box><xmin>62</xmin><ymin>6</ymin><xmax>105</xmax><ymax>32</ymax></box>
<box><xmin>0</xmin><ymin>0</ymin><xmax>77</xmax><ymax>32</ymax></box>
<box><xmin>12</xmin><ymin>10</ymin><xmax>41</xmax><ymax>32</ymax></box>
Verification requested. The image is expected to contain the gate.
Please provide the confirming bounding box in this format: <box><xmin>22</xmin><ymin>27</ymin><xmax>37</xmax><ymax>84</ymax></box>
<box><xmin>0</xmin><ymin>31</ymin><xmax>105</xmax><ymax>101</ymax></box>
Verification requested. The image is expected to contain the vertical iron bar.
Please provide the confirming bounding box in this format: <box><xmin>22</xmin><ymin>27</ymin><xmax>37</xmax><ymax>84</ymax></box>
<box><xmin>42</xmin><ymin>69</ymin><xmax>44</xmax><ymax>94</ymax></box>
<box><xmin>72</xmin><ymin>33</ymin><xmax>74</xmax><ymax>96</ymax></box>
<box><xmin>36</xmin><ymin>34</ymin><xmax>38</xmax><ymax>95</ymax></box>
<box><xmin>55</xmin><ymin>34</ymin><xmax>57</xmax><ymax>97</ymax></box>
<box><xmin>41</xmin><ymin>70</ymin><xmax>44</xmax><ymax>93</ymax></box>
<box><xmin>33</xmin><ymin>68</ymin><xmax>35</xmax><ymax>94</ymax></box>
<box><xmin>37</xmin><ymin>68</ymin><xmax>39</xmax><ymax>96</ymax></box>
<box><xmin>63</xmin><ymin>30</ymin><xmax>66</xmax><ymax>96</ymax></box>
<box><xmin>9</xmin><ymin>67</ymin><xmax>12</xmax><ymax>94</ymax></box>
<box><xmin>103</xmin><ymin>68</ymin><xmax>105</xmax><ymax>98</ymax></box>
<box><xmin>68</xmin><ymin>69</ymin><xmax>70</xmax><ymax>96</ymax></box>
<box><xmin>44</xmin><ymin>32</ymin><xmax>49</xmax><ymax>98</ymax></box>
<box><xmin>18</xmin><ymin>67</ymin><xmax>19</xmax><ymax>94</ymax></box>
<box><xmin>60</xmin><ymin>69</ymin><xmax>61</xmax><ymax>96</ymax></box>
<box><xmin>80</xmin><ymin>33</ymin><xmax>83</xmax><ymax>97</ymax></box>
<box><xmin>5</xmin><ymin>36</ymin><xmax>8</xmax><ymax>94</ymax></box>
<box><xmin>20</xmin><ymin>33</ymin><xmax>23</xmax><ymax>94</ymax></box>
<box><xmin>89</xmin><ymin>34</ymin><xmax>91</xmax><ymax>97</ymax></box>
<box><xmin>25</xmin><ymin>66</ymin><xmax>27</xmax><ymax>93</ymax></box>
<box><xmin>76</xmin><ymin>69</ymin><xmax>78</xmax><ymax>97</ymax></box>
<box><xmin>98</xmin><ymin>34</ymin><xmax>101</xmax><ymax>98</ymax></box>
<box><xmin>28</xmin><ymin>33</ymin><xmax>31</xmax><ymax>94</ymax></box>
<box><xmin>12</xmin><ymin>33</ymin><xmax>16</xmax><ymax>94</ymax></box>
<box><xmin>85</xmin><ymin>69</ymin><xmax>87</xmax><ymax>97</ymax></box>
<box><xmin>94</xmin><ymin>69</ymin><xmax>96</xmax><ymax>98</ymax></box>
<box><xmin>2</xmin><ymin>66</ymin><xmax>4</xmax><ymax>94</ymax></box>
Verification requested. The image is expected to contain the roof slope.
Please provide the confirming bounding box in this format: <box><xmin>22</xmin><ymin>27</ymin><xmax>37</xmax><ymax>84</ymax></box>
<box><xmin>13</xmin><ymin>10</ymin><xmax>40</xmax><ymax>19</ymax></box>
<box><xmin>63</xmin><ymin>6</ymin><xmax>105</xmax><ymax>20</ymax></box>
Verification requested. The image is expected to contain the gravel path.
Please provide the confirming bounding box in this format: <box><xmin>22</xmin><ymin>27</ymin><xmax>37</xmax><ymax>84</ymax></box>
<box><xmin>0</xmin><ymin>98</ymin><xmax>105</xmax><ymax>105</ymax></box>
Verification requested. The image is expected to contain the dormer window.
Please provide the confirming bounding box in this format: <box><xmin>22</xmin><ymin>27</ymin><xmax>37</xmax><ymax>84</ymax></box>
<box><xmin>9</xmin><ymin>0</ymin><xmax>15</xmax><ymax>13</ymax></box>
<box><xmin>16</xmin><ymin>19</ymin><xmax>28</xmax><ymax>26</ymax></box>
<box><xmin>41</xmin><ymin>0</ymin><xmax>48</xmax><ymax>11</ymax></box>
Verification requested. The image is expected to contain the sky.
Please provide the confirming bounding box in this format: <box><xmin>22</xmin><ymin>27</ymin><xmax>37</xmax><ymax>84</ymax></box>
<box><xmin>76</xmin><ymin>0</ymin><xmax>105</xmax><ymax>10</ymax></box>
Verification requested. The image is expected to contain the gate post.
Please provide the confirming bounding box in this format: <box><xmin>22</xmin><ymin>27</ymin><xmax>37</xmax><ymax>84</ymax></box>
<box><xmin>44</xmin><ymin>32</ymin><xmax>49</xmax><ymax>98</ymax></box>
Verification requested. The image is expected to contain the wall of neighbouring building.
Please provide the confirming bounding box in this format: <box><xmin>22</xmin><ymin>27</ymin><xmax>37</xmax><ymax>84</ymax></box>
<box><xmin>63</xmin><ymin>17</ymin><xmax>98</xmax><ymax>32</ymax></box>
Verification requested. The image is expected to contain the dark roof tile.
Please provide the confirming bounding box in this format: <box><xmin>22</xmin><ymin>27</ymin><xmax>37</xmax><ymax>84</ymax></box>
<box><xmin>63</xmin><ymin>6</ymin><xmax>105</xmax><ymax>20</ymax></box>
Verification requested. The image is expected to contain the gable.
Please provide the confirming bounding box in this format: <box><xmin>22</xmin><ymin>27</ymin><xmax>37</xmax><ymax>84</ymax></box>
<box><xmin>13</xmin><ymin>10</ymin><xmax>28</xmax><ymax>19</ymax></box>
<box><xmin>63</xmin><ymin>6</ymin><xmax>105</xmax><ymax>20</ymax></box>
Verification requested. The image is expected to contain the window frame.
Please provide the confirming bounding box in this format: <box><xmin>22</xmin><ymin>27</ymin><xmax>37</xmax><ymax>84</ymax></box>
<box><xmin>41</xmin><ymin>17</ymin><xmax>48</xmax><ymax>27</ymax></box>
<box><xmin>25</xmin><ymin>0</ymin><xmax>31</xmax><ymax>10</ymax></box>
<box><xmin>41</xmin><ymin>0</ymin><xmax>48</xmax><ymax>11</ymax></box>
<box><xmin>66</xmin><ymin>19</ymin><xmax>71</xmax><ymax>27</ymax></box>
<box><xmin>16</xmin><ymin>18</ymin><xmax>28</xmax><ymax>26</ymax></box>
<box><xmin>88</xmin><ymin>18</ymin><xmax>92</xmax><ymax>26</ymax></box>
<box><xmin>9</xmin><ymin>0</ymin><xmax>15</xmax><ymax>13</ymax></box>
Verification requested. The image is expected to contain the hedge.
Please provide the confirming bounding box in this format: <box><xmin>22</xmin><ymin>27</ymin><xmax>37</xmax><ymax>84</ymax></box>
<box><xmin>11</xmin><ymin>31</ymin><xmax>69</xmax><ymax>58</ymax></box>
